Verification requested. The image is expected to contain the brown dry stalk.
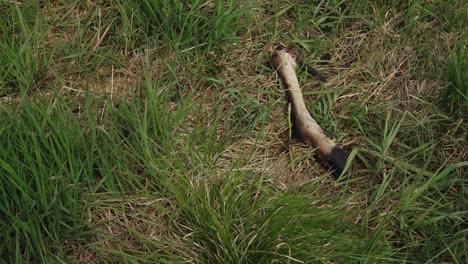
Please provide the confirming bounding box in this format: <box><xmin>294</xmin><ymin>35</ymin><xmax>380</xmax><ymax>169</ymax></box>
<box><xmin>271</xmin><ymin>47</ymin><xmax>347</xmax><ymax>178</ymax></box>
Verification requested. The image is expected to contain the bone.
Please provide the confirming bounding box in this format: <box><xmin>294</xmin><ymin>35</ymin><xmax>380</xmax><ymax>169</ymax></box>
<box><xmin>271</xmin><ymin>48</ymin><xmax>347</xmax><ymax>178</ymax></box>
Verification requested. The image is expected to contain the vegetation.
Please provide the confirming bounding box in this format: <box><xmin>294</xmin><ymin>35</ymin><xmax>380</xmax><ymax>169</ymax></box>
<box><xmin>1</xmin><ymin>0</ymin><xmax>466</xmax><ymax>263</ymax></box>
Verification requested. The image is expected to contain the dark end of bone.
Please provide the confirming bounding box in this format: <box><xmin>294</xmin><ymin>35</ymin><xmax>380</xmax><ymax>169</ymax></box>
<box><xmin>328</xmin><ymin>146</ymin><xmax>347</xmax><ymax>178</ymax></box>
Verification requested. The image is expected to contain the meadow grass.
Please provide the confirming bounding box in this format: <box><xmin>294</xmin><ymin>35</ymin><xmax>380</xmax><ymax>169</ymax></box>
<box><xmin>1</xmin><ymin>0</ymin><xmax>466</xmax><ymax>263</ymax></box>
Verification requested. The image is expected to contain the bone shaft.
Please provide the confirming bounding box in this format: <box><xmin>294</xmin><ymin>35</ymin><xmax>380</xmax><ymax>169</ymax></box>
<box><xmin>280</xmin><ymin>63</ymin><xmax>308</xmax><ymax>114</ymax></box>
<box><xmin>282</xmin><ymin>69</ymin><xmax>318</xmax><ymax>127</ymax></box>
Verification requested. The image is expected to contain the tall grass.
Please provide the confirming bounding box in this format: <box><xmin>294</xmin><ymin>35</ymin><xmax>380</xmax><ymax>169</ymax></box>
<box><xmin>441</xmin><ymin>45</ymin><xmax>468</xmax><ymax>116</ymax></box>
<box><xmin>113</xmin><ymin>0</ymin><xmax>252</xmax><ymax>51</ymax></box>
<box><xmin>0</xmin><ymin>98</ymin><xmax>98</xmax><ymax>262</ymax></box>
<box><xmin>0</xmin><ymin>2</ymin><xmax>51</xmax><ymax>95</ymax></box>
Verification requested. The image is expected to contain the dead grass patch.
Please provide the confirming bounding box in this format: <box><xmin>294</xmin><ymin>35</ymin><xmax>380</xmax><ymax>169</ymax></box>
<box><xmin>70</xmin><ymin>196</ymin><xmax>177</xmax><ymax>262</ymax></box>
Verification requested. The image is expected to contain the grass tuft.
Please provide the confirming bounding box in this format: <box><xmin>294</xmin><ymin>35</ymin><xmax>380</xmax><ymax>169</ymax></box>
<box><xmin>0</xmin><ymin>2</ymin><xmax>51</xmax><ymax>95</ymax></box>
<box><xmin>0</xmin><ymin>98</ymin><xmax>98</xmax><ymax>262</ymax></box>
<box><xmin>440</xmin><ymin>44</ymin><xmax>468</xmax><ymax>116</ymax></box>
<box><xmin>114</xmin><ymin>0</ymin><xmax>252</xmax><ymax>52</ymax></box>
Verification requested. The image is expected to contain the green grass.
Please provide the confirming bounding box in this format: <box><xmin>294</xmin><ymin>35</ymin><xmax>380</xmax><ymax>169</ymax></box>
<box><xmin>441</xmin><ymin>44</ymin><xmax>468</xmax><ymax>116</ymax></box>
<box><xmin>1</xmin><ymin>0</ymin><xmax>467</xmax><ymax>263</ymax></box>
<box><xmin>0</xmin><ymin>2</ymin><xmax>50</xmax><ymax>94</ymax></box>
<box><xmin>113</xmin><ymin>0</ymin><xmax>251</xmax><ymax>51</ymax></box>
<box><xmin>0</xmin><ymin>98</ymin><xmax>98</xmax><ymax>261</ymax></box>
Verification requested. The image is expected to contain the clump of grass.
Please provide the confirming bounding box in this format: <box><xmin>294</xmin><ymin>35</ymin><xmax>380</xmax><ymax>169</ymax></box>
<box><xmin>167</xmin><ymin>174</ymin><xmax>395</xmax><ymax>263</ymax></box>
<box><xmin>348</xmin><ymin>105</ymin><xmax>467</xmax><ymax>263</ymax></box>
<box><xmin>0</xmin><ymin>2</ymin><xmax>51</xmax><ymax>95</ymax></box>
<box><xmin>0</xmin><ymin>98</ymin><xmax>98</xmax><ymax>262</ymax></box>
<box><xmin>440</xmin><ymin>45</ymin><xmax>468</xmax><ymax>116</ymax></box>
<box><xmin>113</xmin><ymin>0</ymin><xmax>252</xmax><ymax>51</ymax></box>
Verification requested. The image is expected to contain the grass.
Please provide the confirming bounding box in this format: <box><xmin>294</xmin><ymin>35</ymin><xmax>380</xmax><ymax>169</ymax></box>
<box><xmin>1</xmin><ymin>0</ymin><xmax>466</xmax><ymax>263</ymax></box>
<box><xmin>0</xmin><ymin>2</ymin><xmax>50</xmax><ymax>94</ymax></box>
<box><xmin>441</xmin><ymin>44</ymin><xmax>468</xmax><ymax>116</ymax></box>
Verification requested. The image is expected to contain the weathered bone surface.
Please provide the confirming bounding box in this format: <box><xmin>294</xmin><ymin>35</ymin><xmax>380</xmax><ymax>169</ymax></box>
<box><xmin>271</xmin><ymin>48</ymin><xmax>347</xmax><ymax>178</ymax></box>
